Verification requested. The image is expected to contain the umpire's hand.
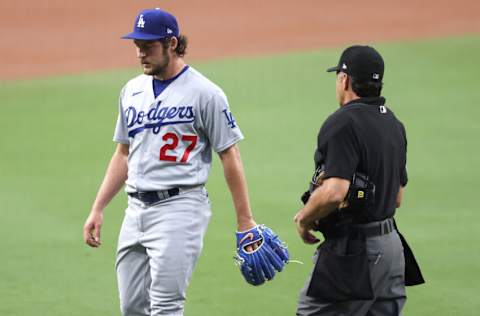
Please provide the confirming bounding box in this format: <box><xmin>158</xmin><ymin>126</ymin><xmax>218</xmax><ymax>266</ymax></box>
<box><xmin>83</xmin><ymin>210</ymin><xmax>104</xmax><ymax>247</ymax></box>
<box><xmin>294</xmin><ymin>212</ymin><xmax>320</xmax><ymax>244</ymax></box>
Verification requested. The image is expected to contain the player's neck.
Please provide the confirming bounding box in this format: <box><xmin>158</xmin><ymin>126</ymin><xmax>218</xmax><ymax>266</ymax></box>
<box><xmin>154</xmin><ymin>58</ymin><xmax>186</xmax><ymax>81</ymax></box>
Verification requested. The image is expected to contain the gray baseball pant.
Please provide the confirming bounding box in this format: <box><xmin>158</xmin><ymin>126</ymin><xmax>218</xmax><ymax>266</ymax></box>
<box><xmin>297</xmin><ymin>229</ymin><xmax>406</xmax><ymax>316</ymax></box>
<box><xmin>116</xmin><ymin>187</ymin><xmax>211</xmax><ymax>316</ymax></box>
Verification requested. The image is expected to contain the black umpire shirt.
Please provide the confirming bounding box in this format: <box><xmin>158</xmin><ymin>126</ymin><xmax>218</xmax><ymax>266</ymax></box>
<box><xmin>314</xmin><ymin>96</ymin><xmax>408</xmax><ymax>222</ymax></box>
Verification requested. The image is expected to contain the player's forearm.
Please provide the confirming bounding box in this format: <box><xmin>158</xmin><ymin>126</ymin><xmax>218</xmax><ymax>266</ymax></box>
<box><xmin>91</xmin><ymin>144</ymin><xmax>129</xmax><ymax>213</ymax></box>
<box><xmin>219</xmin><ymin>145</ymin><xmax>255</xmax><ymax>231</ymax></box>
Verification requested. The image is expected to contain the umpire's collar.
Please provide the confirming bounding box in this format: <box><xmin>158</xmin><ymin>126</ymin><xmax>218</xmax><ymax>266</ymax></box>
<box><xmin>344</xmin><ymin>96</ymin><xmax>386</xmax><ymax>107</ymax></box>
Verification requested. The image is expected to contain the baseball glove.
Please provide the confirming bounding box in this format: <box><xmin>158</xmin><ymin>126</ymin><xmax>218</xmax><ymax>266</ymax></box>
<box><xmin>234</xmin><ymin>225</ymin><xmax>289</xmax><ymax>286</ymax></box>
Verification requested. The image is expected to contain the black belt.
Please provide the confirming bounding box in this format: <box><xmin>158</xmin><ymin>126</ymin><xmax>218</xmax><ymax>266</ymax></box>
<box><xmin>352</xmin><ymin>218</ymin><xmax>394</xmax><ymax>237</ymax></box>
<box><xmin>128</xmin><ymin>188</ymin><xmax>180</xmax><ymax>204</ymax></box>
<box><xmin>322</xmin><ymin>218</ymin><xmax>394</xmax><ymax>239</ymax></box>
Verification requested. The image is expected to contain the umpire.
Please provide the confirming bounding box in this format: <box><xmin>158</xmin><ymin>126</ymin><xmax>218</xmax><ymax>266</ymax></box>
<box><xmin>294</xmin><ymin>45</ymin><xmax>423</xmax><ymax>315</ymax></box>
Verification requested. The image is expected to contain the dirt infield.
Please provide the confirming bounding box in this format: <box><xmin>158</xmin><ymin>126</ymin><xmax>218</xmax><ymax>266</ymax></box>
<box><xmin>1</xmin><ymin>0</ymin><xmax>479</xmax><ymax>80</ymax></box>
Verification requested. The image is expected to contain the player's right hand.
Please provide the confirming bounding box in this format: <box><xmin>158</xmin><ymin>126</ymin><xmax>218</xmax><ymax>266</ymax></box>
<box><xmin>83</xmin><ymin>210</ymin><xmax>104</xmax><ymax>247</ymax></box>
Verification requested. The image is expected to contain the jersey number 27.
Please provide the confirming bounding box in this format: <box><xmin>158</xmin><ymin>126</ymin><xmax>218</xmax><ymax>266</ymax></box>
<box><xmin>160</xmin><ymin>132</ymin><xmax>198</xmax><ymax>163</ymax></box>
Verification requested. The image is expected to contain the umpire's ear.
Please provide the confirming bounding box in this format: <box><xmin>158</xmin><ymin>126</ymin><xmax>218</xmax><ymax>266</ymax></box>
<box><xmin>337</xmin><ymin>72</ymin><xmax>349</xmax><ymax>92</ymax></box>
<box><xmin>343</xmin><ymin>73</ymin><xmax>351</xmax><ymax>92</ymax></box>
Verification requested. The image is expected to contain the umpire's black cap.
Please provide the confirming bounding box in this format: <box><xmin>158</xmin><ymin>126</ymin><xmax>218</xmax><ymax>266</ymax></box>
<box><xmin>327</xmin><ymin>45</ymin><xmax>384</xmax><ymax>82</ymax></box>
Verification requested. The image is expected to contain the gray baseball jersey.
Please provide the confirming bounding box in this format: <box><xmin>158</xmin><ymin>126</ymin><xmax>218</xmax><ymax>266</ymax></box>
<box><xmin>113</xmin><ymin>66</ymin><xmax>244</xmax><ymax>192</ymax></box>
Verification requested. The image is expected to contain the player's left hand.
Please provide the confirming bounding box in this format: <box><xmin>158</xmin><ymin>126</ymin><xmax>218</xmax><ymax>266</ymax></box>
<box><xmin>294</xmin><ymin>211</ymin><xmax>320</xmax><ymax>244</ymax></box>
<box><xmin>237</xmin><ymin>219</ymin><xmax>259</xmax><ymax>252</ymax></box>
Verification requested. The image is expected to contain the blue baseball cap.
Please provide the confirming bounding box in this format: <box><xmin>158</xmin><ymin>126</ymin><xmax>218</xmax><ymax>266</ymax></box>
<box><xmin>122</xmin><ymin>8</ymin><xmax>179</xmax><ymax>40</ymax></box>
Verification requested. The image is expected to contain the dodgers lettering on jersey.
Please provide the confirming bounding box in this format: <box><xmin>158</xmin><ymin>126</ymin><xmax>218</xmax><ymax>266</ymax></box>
<box><xmin>113</xmin><ymin>67</ymin><xmax>244</xmax><ymax>192</ymax></box>
<box><xmin>125</xmin><ymin>102</ymin><xmax>195</xmax><ymax>137</ymax></box>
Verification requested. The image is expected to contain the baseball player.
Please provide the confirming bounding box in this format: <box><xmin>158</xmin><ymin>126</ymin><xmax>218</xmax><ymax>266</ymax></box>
<box><xmin>83</xmin><ymin>8</ymin><xmax>261</xmax><ymax>316</ymax></box>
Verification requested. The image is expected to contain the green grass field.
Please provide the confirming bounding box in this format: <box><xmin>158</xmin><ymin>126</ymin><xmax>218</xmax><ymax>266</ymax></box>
<box><xmin>1</xmin><ymin>35</ymin><xmax>479</xmax><ymax>315</ymax></box>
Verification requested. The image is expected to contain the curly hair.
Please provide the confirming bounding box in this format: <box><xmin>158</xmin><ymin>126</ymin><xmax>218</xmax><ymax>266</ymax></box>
<box><xmin>160</xmin><ymin>35</ymin><xmax>188</xmax><ymax>57</ymax></box>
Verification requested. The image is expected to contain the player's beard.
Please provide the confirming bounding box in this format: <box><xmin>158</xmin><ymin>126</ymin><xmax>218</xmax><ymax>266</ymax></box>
<box><xmin>143</xmin><ymin>47</ymin><xmax>170</xmax><ymax>77</ymax></box>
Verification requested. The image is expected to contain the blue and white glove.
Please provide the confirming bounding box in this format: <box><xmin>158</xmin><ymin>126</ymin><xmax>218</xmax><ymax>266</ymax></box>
<box><xmin>234</xmin><ymin>225</ymin><xmax>289</xmax><ymax>286</ymax></box>
<box><xmin>261</xmin><ymin>225</ymin><xmax>290</xmax><ymax>268</ymax></box>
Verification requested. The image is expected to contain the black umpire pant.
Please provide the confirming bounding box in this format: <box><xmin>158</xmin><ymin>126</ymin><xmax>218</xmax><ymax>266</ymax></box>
<box><xmin>297</xmin><ymin>221</ymin><xmax>406</xmax><ymax>316</ymax></box>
